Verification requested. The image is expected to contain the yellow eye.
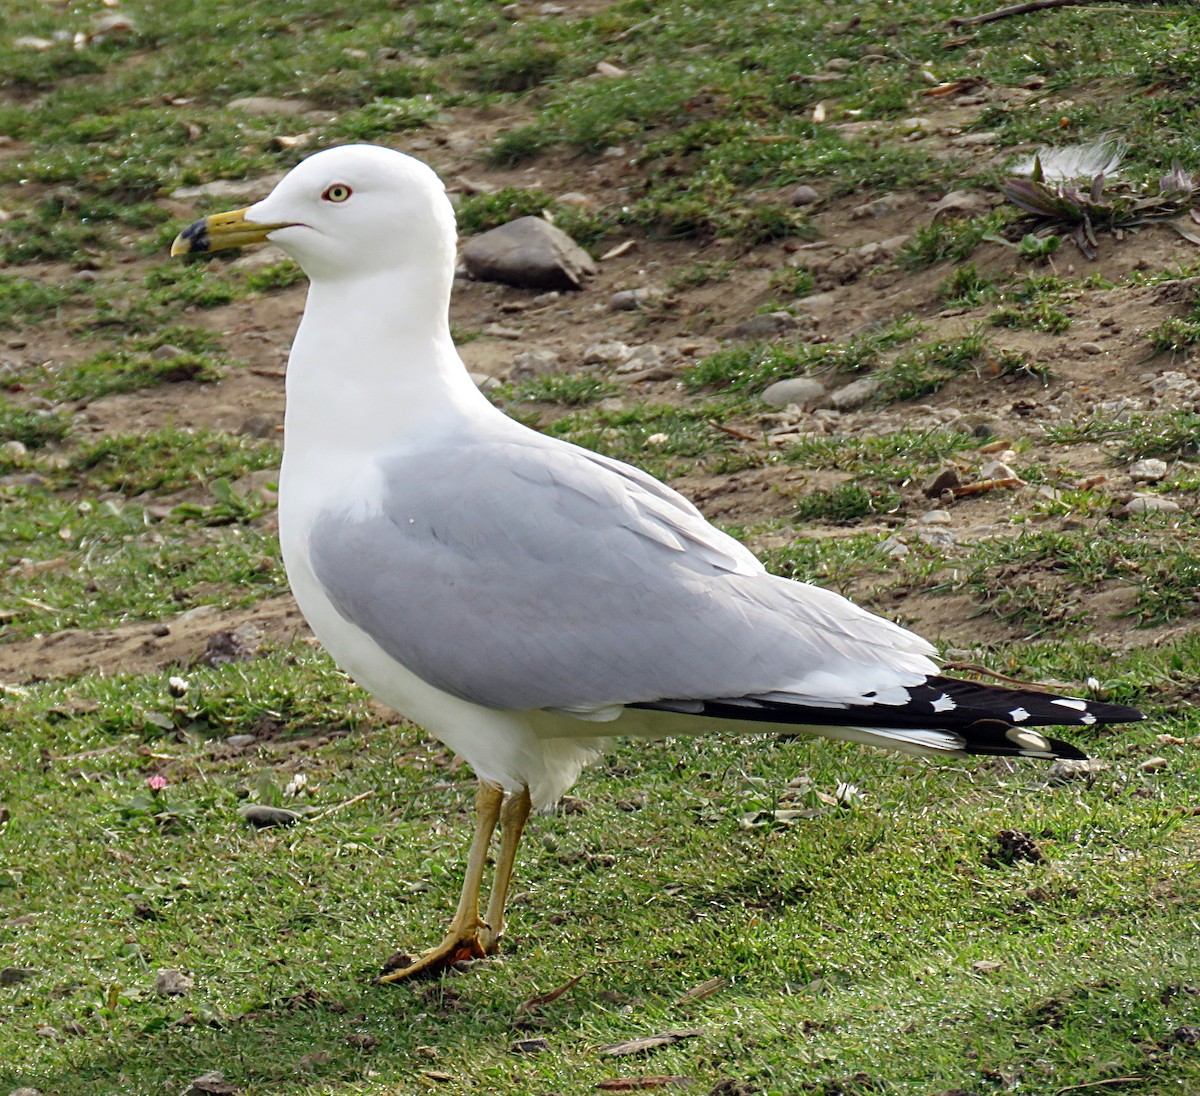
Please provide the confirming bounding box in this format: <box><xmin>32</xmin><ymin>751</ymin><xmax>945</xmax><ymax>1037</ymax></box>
<box><xmin>322</xmin><ymin>183</ymin><xmax>352</xmax><ymax>203</ymax></box>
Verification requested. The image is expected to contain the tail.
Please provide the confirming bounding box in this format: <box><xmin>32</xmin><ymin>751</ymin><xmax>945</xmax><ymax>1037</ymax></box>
<box><xmin>631</xmin><ymin>674</ymin><xmax>1143</xmax><ymax>761</ymax></box>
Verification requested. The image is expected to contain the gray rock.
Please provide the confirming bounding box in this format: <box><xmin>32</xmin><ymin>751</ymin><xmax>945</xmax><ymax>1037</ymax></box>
<box><xmin>173</xmin><ymin>175</ymin><xmax>284</xmax><ymax>202</ymax></box>
<box><xmin>922</xmin><ymin>465</ymin><xmax>961</xmax><ymax>498</ymax></box>
<box><xmin>469</xmin><ymin>372</ymin><xmax>502</xmax><ymax>391</ymax></box>
<box><xmin>1080</xmin><ymin>341</ymin><xmax>1103</xmax><ymax>355</ymax></box>
<box><xmin>979</xmin><ymin>460</ymin><xmax>1019</xmax><ymax>481</ymax></box>
<box><xmin>615</xmin><ymin>344</ymin><xmax>667</xmax><ymax>374</ymax></box>
<box><xmin>729</xmin><ymin>311</ymin><xmax>801</xmax><ymax>340</ymax></box>
<box><xmin>181</xmin><ymin>1072</ymin><xmax>241</xmax><ymax>1096</ymax></box>
<box><xmin>1123</xmin><ymin>495</ymin><xmax>1180</xmax><ymax>515</ymax></box>
<box><xmin>509</xmin><ymin>348</ymin><xmax>562</xmax><ymax>380</ymax></box>
<box><xmin>237</xmin><ymin>804</ymin><xmax>303</xmax><ymax>828</ymax></box>
<box><xmin>1046</xmin><ymin>757</ymin><xmax>1109</xmax><ymax>784</ymax></box>
<box><xmin>0</xmin><ymin>967</ymin><xmax>41</xmax><ymax>985</ymax></box>
<box><xmin>583</xmin><ymin>341</ymin><xmax>632</xmax><ymax>366</ymax></box>
<box><xmin>762</xmin><ymin>376</ymin><xmax>827</xmax><ymax>409</ymax></box>
<box><xmin>154</xmin><ymin>968</ymin><xmax>194</xmax><ymax>996</ymax></box>
<box><xmin>828</xmin><ymin>376</ymin><xmax>883</xmax><ymax>410</ymax></box>
<box><xmin>920</xmin><ymin>509</ymin><xmax>952</xmax><ymax>525</ymax></box>
<box><xmin>224</xmin><ymin>734</ymin><xmax>257</xmax><ymax>747</ymax></box>
<box><xmin>1129</xmin><ymin>458</ymin><xmax>1168</xmax><ymax>482</ymax></box>
<box><xmin>610</xmin><ymin>286</ymin><xmax>662</xmax><ymax>311</ymax></box>
<box><xmin>226</xmin><ymin>97</ymin><xmax>315</xmax><ymax>116</ymax></box>
<box><xmin>790</xmin><ymin>185</ymin><xmax>820</xmax><ymax>207</ymax></box>
<box><xmin>462</xmin><ymin>217</ymin><xmax>596</xmax><ymax>291</ymax></box>
<box><xmin>793</xmin><ymin>290</ymin><xmax>838</xmax><ymax>320</ymax></box>
<box><xmin>10</xmin><ymin>1087</ymin><xmax>44</xmax><ymax>1096</ymax></box>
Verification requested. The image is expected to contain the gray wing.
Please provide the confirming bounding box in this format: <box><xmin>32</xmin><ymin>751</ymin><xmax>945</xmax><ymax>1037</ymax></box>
<box><xmin>307</xmin><ymin>432</ymin><xmax>936</xmax><ymax>713</ymax></box>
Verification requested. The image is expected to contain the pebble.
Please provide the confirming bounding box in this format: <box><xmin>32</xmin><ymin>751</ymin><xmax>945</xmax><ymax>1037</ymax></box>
<box><xmin>226</xmin><ymin>96</ymin><xmax>316</xmax><ymax>116</ymax></box>
<box><xmin>1080</xmin><ymin>342</ymin><xmax>1103</xmax><ymax>355</ymax></box>
<box><xmin>610</xmin><ymin>286</ymin><xmax>662</xmax><ymax>311</ymax></box>
<box><xmin>828</xmin><ymin>376</ymin><xmax>883</xmax><ymax>411</ymax></box>
<box><xmin>1123</xmin><ymin>496</ymin><xmax>1180</xmax><ymax>515</ymax></box>
<box><xmin>9</xmin><ymin>1088</ymin><xmax>43</xmax><ymax>1096</ymax></box>
<box><xmin>919</xmin><ymin>510</ymin><xmax>952</xmax><ymax>525</ymax></box>
<box><xmin>762</xmin><ymin>376</ymin><xmax>826</xmax><ymax>409</ymax></box>
<box><xmin>1046</xmin><ymin>758</ymin><xmax>1109</xmax><ymax>784</ymax></box>
<box><xmin>583</xmin><ymin>341</ymin><xmax>632</xmax><ymax>366</ymax></box>
<box><xmin>1138</xmin><ymin>756</ymin><xmax>1169</xmax><ymax>773</ymax></box>
<box><xmin>729</xmin><ymin>311</ymin><xmax>802</xmax><ymax>340</ymax></box>
<box><xmin>154</xmin><ymin>968</ymin><xmax>194</xmax><ymax>996</ymax></box>
<box><xmin>2</xmin><ymin>439</ymin><xmax>28</xmax><ymax>460</ymax></box>
<box><xmin>469</xmin><ymin>371</ymin><xmax>501</xmax><ymax>391</ymax></box>
<box><xmin>931</xmin><ymin>190</ymin><xmax>989</xmax><ymax>221</ymax></box>
<box><xmin>237</xmin><ymin>804</ymin><xmax>303</xmax><ymax>828</ymax></box>
<box><xmin>557</xmin><ymin>191</ymin><xmax>593</xmax><ymax>207</ymax></box>
<box><xmin>1129</xmin><ymin>458</ymin><xmax>1168</xmax><ymax>482</ymax></box>
<box><xmin>790</xmin><ymin>185</ymin><xmax>820</xmax><ymax>207</ymax></box>
<box><xmin>979</xmin><ymin>460</ymin><xmax>1019</xmax><ymax>481</ymax></box>
<box><xmin>615</xmin><ymin>344</ymin><xmax>668</xmax><ymax>374</ymax></box>
<box><xmin>509</xmin><ymin>348</ymin><xmax>562</xmax><ymax>379</ymax></box>
<box><xmin>225</xmin><ymin>734</ymin><xmax>257</xmax><ymax>748</ymax></box>
<box><xmin>922</xmin><ymin>465</ymin><xmax>961</xmax><ymax>498</ymax></box>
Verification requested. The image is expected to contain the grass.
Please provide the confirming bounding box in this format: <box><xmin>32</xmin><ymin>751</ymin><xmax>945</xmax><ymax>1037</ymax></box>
<box><xmin>4</xmin><ymin>0</ymin><xmax>1200</xmax><ymax>1091</ymax></box>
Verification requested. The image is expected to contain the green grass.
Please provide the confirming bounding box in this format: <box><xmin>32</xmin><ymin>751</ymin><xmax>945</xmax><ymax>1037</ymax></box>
<box><xmin>5</xmin><ymin>0</ymin><xmax>1200</xmax><ymax>1091</ymax></box>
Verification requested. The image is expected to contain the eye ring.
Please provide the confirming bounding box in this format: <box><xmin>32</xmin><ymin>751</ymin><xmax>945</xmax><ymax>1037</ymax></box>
<box><xmin>322</xmin><ymin>183</ymin><xmax>353</xmax><ymax>203</ymax></box>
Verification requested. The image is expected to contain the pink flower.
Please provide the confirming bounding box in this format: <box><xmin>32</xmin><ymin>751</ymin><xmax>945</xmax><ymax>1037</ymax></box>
<box><xmin>146</xmin><ymin>775</ymin><xmax>168</xmax><ymax>793</ymax></box>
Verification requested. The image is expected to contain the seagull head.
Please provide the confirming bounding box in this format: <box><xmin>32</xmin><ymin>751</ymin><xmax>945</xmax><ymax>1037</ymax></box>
<box><xmin>171</xmin><ymin>144</ymin><xmax>457</xmax><ymax>282</ymax></box>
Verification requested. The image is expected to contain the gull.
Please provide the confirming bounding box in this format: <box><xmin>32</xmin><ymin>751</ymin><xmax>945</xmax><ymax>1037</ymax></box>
<box><xmin>171</xmin><ymin>144</ymin><xmax>1142</xmax><ymax>982</ymax></box>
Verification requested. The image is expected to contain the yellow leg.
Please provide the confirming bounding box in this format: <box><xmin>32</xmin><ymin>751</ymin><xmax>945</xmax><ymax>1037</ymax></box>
<box><xmin>376</xmin><ymin>781</ymin><xmax>504</xmax><ymax>984</ymax></box>
<box><xmin>479</xmin><ymin>787</ymin><xmax>532</xmax><ymax>955</ymax></box>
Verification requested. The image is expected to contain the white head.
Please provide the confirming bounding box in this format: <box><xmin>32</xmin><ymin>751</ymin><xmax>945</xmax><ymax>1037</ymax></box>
<box><xmin>173</xmin><ymin>144</ymin><xmax>458</xmax><ymax>285</ymax></box>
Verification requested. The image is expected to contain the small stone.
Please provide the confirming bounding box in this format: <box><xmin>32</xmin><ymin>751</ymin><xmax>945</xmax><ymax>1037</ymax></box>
<box><xmin>239</xmin><ymin>414</ymin><xmax>277</xmax><ymax>439</ymax></box>
<box><xmin>480</xmin><ymin>323</ymin><xmax>522</xmax><ymax>340</ymax></box>
<box><xmin>153</xmin><ymin>344</ymin><xmax>186</xmax><ymax>361</ymax></box>
<box><xmin>0</xmin><ymin>967</ymin><xmax>41</xmax><ymax>985</ymax></box>
<box><xmin>154</xmin><ymin>968</ymin><xmax>194</xmax><ymax>996</ymax></box>
<box><xmin>1123</xmin><ymin>496</ymin><xmax>1180</xmax><ymax>515</ymax></box>
<box><xmin>1046</xmin><ymin>758</ymin><xmax>1109</xmax><ymax>784</ymax></box>
<box><xmin>762</xmin><ymin>376</ymin><xmax>827</xmax><ymax>409</ymax></box>
<box><xmin>729</xmin><ymin>311</ymin><xmax>801</xmax><ymax>339</ymax></box>
<box><xmin>463</xmin><ymin>217</ymin><xmax>597</xmax><ymax>291</ymax></box>
<box><xmin>610</xmin><ymin>286</ymin><xmax>662</xmax><ymax>311</ymax></box>
<box><xmin>920</xmin><ymin>509</ymin><xmax>952</xmax><ymax>525</ymax></box>
<box><xmin>790</xmin><ymin>185</ymin><xmax>820</xmax><ymax>207</ymax></box>
<box><xmin>225</xmin><ymin>734</ymin><xmax>257</xmax><ymax>748</ymax></box>
<box><xmin>469</xmin><ymin>372</ymin><xmax>501</xmax><ymax>391</ymax></box>
<box><xmin>509</xmin><ymin>348</ymin><xmax>562</xmax><ymax>379</ymax></box>
<box><xmin>979</xmin><ymin>460</ymin><xmax>1019</xmax><ymax>481</ymax></box>
<box><xmin>13</xmin><ymin>36</ymin><xmax>54</xmax><ymax>51</ymax></box>
<box><xmin>646</xmin><ymin>432</ymin><xmax>671</xmax><ymax>447</ymax></box>
<box><xmin>932</xmin><ymin>191</ymin><xmax>989</xmax><ymax>221</ymax></box>
<box><xmin>828</xmin><ymin>376</ymin><xmax>883</xmax><ymax>410</ymax></box>
<box><xmin>583</xmin><ymin>341</ymin><xmax>632</xmax><ymax>366</ymax></box>
<box><xmin>1080</xmin><ymin>341</ymin><xmax>1103</xmax><ymax>355</ymax></box>
<box><xmin>237</xmin><ymin>804</ymin><xmax>303</xmax><ymax>828</ymax></box>
<box><xmin>615</xmin><ymin>344</ymin><xmax>666</xmax><ymax>374</ymax></box>
<box><xmin>557</xmin><ymin>191</ymin><xmax>593</xmax><ymax>207</ymax></box>
<box><xmin>91</xmin><ymin>12</ymin><xmax>138</xmax><ymax>37</ymax></box>
<box><xmin>1129</xmin><ymin>458</ymin><xmax>1168</xmax><ymax>482</ymax></box>
<box><xmin>2</xmin><ymin>440</ymin><xmax>28</xmax><ymax>460</ymax></box>
<box><xmin>226</xmin><ymin>97</ymin><xmax>315</xmax><ymax>116</ymax></box>
<box><xmin>1138</xmin><ymin>756</ymin><xmax>1169</xmax><ymax>772</ymax></box>
<box><xmin>922</xmin><ymin>466</ymin><xmax>962</xmax><ymax>498</ymax></box>
<box><xmin>181</xmin><ymin>1071</ymin><xmax>242</xmax><ymax>1096</ymax></box>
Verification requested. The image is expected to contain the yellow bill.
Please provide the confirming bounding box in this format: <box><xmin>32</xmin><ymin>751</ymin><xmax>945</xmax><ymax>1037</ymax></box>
<box><xmin>170</xmin><ymin>207</ymin><xmax>296</xmax><ymax>256</ymax></box>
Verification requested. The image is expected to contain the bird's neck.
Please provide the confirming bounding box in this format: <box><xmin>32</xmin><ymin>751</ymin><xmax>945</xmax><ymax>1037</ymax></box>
<box><xmin>283</xmin><ymin>269</ymin><xmax>496</xmax><ymax>456</ymax></box>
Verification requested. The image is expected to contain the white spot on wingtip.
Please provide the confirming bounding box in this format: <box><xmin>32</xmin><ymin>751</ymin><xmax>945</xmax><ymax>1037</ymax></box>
<box><xmin>1007</xmin><ymin>727</ymin><xmax>1051</xmax><ymax>752</ymax></box>
<box><xmin>1082</xmin><ymin>713</ymin><xmax>1097</xmax><ymax>725</ymax></box>
<box><xmin>1009</xmin><ymin>706</ymin><xmax>1031</xmax><ymax>723</ymax></box>
<box><xmin>1051</xmin><ymin>698</ymin><xmax>1089</xmax><ymax>713</ymax></box>
<box><xmin>931</xmin><ymin>692</ymin><xmax>956</xmax><ymax>713</ymax></box>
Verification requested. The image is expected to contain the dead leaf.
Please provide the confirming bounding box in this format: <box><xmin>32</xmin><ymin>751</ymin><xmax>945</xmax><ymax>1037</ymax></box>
<box><xmin>515</xmin><ymin>971</ymin><xmax>586</xmax><ymax>1015</ymax></box>
<box><xmin>600</xmin><ymin>1029</ymin><xmax>705</xmax><ymax>1056</ymax></box>
<box><xmin>595</xmin><ymin>1078</ymin><xmax>695</xmax><ymax>1091</ymax></box>
<box><xmin>674</xmin><ymin>976</ymin><xmax>727</xmax><ymax>1005</ymax></box>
